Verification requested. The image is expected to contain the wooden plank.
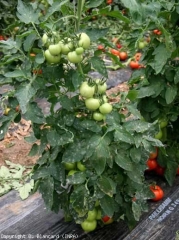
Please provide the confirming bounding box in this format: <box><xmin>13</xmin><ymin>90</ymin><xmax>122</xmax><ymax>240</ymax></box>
<box><xmin>1</xmin><ymin>177</ymin><xmax>179</xmax><ymax>239</ymax></box>
<box><xmin>124</xmin><ymin>186</ymin><xmax>179</xmax><ymax>240</ymax></box>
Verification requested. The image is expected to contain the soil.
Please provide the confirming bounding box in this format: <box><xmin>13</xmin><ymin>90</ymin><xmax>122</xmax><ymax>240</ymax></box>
<box><xmin>0</xmin><ymin>79</ymin><xmax>129</xmax><ymax>167</ymax></box>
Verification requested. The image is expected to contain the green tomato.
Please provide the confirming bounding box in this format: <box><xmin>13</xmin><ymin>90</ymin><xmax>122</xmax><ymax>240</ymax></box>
<box><xmin>77</xmin><ymin>161</ymin><xmax>86</xmax><ymax>171</ymax></box>
<box><xmin>81</xmin><ymin>220</ymin><xmax>97</xmax><ymax>232</ymax></box>
<box><xmin>68</xmin><ymin>170</ymin><xmax>77</xmax><ymax>176</ymax></box>
<box><xmin>42</xmin><ymin>33</ymin><xmax>48</xmax><ymax>45</ymax></box>
<box><xmin>93</xmin><ymin>112</ymin><xmax>104</xmax><ymax>121</ymax></box>
<box><xmin>59</xmin><ymin>39</ymin><xmax>73</xmax><ymax>55</ymax></box>
<box><xmin>159</xmin><ymin>119</ymin><xmax>168</xmax><ymax>128</ymax></box>
<box><xmin>78</xmin><ymin>33</ymin><xmax>91</xmax><ymax>49</ymax></box>
<box><xmin>80</xmin><ymin>82</ymin><xmax>95</xmax><ymax>98</ymax></box>
<box><xmin>85</xmin><ymin>98</ymin><xmax>100</xmax><ymax>111</ymax></box>
<box><xmin>95</xmin><ymin>200</ymin><xmax>100</xmax><ymax>207</ymax></box>
<box><xmin>99</xmin><ymin>103</ymin><xmax>112</xmax><ymax>114</ymax></box>
<box><xmin>155</xmin><ymin>130</ymin><xmax>163</xmax><ymax>140</ymax></box>
<box><xmin>97</xmin><ymin>83</ymin><xmax>107</xmax><ymax>94</ymax></box>
<box><xmin>96</xmin><ymin>209</ymin><xmax>102</xmax><ymax>220</ymax></box>
<box><xmin>102</xmin><ymin>95</ymin><xmax>108</xmax><ymax>103</ymax></box>
<box><xmin>48</xmin><ymin>43</ymin><xmax>61</xmax><ymax>55</ymax></box>
<box><xmin>44</xmin><ymin>49</ymin><xmax>61</xmax><ymax>64</ymax></box>
<box><xmin>75</xmin><ymin>47</ymin><xmax>84</xmax><ymax>55</ymax></box>
<box><xmin>64</xmin><ymin>162</ymin><xmax>76</xmax><ymax>171</ymax></box>
<box><xmin>67</xmin><ymin>51</ymin><xmax>83</xmax><ymax>63</ymax></box>
<box><xmin>86</xmin><ymin>209</ymin><xmax>98</xmax><ymax>221</ymax></box>
<box><xmin>138</xmin><ymin>41</ymin><xmax>146</xmax><ymax>49</ymax></box>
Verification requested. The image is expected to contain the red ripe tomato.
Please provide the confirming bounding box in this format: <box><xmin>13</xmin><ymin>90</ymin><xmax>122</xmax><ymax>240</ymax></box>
<box><xmin>129</xmin><ymin>61</ymin><xmax>140</xmax><ymax>69</ymax></box>
<box><xmin>102</xmin><ymin>216</ymin><xmax>110</xmax><ymax>222</ymax></box>
<box><xmin>156</xmin><ymin>30</ymin><xmax>162</xmax><ymax>35</ymax></box>
<box><xmin>33</xmin><ymin>69</ymin><xmax>42</xmax><ymax>75</ymax></box>
<box><xmin>106</xmin><ymin>0</ymin><xmax>113</xmax><ymax>4</ymax></box>
<box><xmin>116</xmin><ymin>43</ymin><xmax>122</xmax><ymax>49</ymax></box>
<box><xmin>146</xmin><ymin>158</ymin><xmax>158</xmax><ymax>170</ymax></box>
<box><xmin>150</xmin><ymin>185</ymin><xmax>164</xmax><ymax>201</ymax></box>
<box><xmin>149</xmin><ymin>147</ymin><xmax>158</xmax><ymax>159</ymax></box>
<box><xmin>0</xmin><ymin>35</ymin><xmax>5</xmax><ymax>41</ymax></box>
<box><xmin>154</xmin><ymin>165</ymin><xmax>165</xmax><ymax>176</ymax></box>
<box><xmin>110</xmin><ymin>49</ymin><xmax>120</xmax><ymax>56</ymax></box>
<box><xmin>97</xmin><ymin>45</ymin><xmax>105</xmax><ymax>52</ymax></box>
<box><xmin>153</xmin><ymin>29</ymin><xmax>159</xmax><ymax>34</ymax></box>
<box><xmin>119</xmin><ymin>51</ymin><xmax>127</xmax><ymax>61</ymax></box>
<box><xmin>177</xmin><ymin>168</ymin><xmax>179</xmax><ymax>175</ymax></box>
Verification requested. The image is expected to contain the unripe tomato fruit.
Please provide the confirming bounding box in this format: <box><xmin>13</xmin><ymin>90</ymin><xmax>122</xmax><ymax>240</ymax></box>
<box><xmin>77</xmin><ymin>161</ymin><xmax>86</xmax><ymax>171</ymax></box>
<box><xmin>48</xmin><ymin>43</ymin><xmax>61</xmax><ymax>55</ymax></box>
<box><xmin>155</xmin><ymin>130</ymin><xmax>163</xmax><ymax>140</ymax></box>
<box><xmin>59</xmin><ymin>40</ymin><xmax>73</xmax><ymax>55</ymax></box>
<box><xmin>159</xmin><ymin>119</ymin><xmax>168</xmax><ymax>128</ymax></box>
<box><xmin>75</xmin><ymin>47</ymin><xmax>84</xmax><ymax>55</ymax></box>
<box><xmin>81</xmin><ymin>220</ymin><xmax>97</xmax><ymax>232</ymax></box>
<box><xmin>78</xmin><ymin>33</ymin><xmax>91</xmax><ymax>49</ymax></box>
<box><xmin>79</xmin><ymin>82</ymin><xmax>95</xmax><ymax>98</ymax></box>
<box><xmin>146</xmin><ymin>158</ymin><xmax>158</xmax><ymax>170</ymax></box>
<box><xmin>97</xmin><ymin>82</ymin><xmax>107</xmax><ymax>94</ymax></box>
<box><xmin>44</xmin><ymin>49</ymin><xmax>61</xmax><ymax>64</ymax></box>
<box><xmin>67</xmin><ymin>51</ymin><xmax>83</xmax><ymax>63</ymax></box>
<box><xmin>150</xmin><ymin>185</ymin><xmax>164</xmax><ymax>201</ymax></box>
<box><xmin>85</xmin><ymin>98</ymin><xmax>100</xmax><ymax>111</ymax></box>
<box><xmin>42</xmin><ymin>33</ymin><xmax>48</xmax><ymax>45</ymax></box>
<box><xmin>64</xmin><ymin>162</ymin><xmax>76</xmax><ymax>171</ymax></box>
<box><xmin>149</xmin><ymin>147</ymin><xmax>158</xmax><ymax>159</ymax></box>
<box><xmin>86</xmin><ymin>209</ymin><xmax>97</xmax><ymax>221</ymax></box>
<box><xmin>96</xmin><ymin>209</ymin><xmax>101</xmax><ymax>220</ymax></box>
<box><xmin>68</xmin><ymin>170</ymin><xmax>77</xmax><ymax>176</ymax></box>
<box><xmin>93</xmin><ymin>112</ymin><xmax>104</xmax><ymax>121</ymax></box>
<box><xmin>99</xmin><ymin>103</ymin><xmax>113</xmax><ymax>114</ymax></box>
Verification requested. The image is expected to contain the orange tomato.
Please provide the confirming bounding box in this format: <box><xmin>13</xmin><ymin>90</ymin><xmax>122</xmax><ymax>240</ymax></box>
<box><xmin>119</xmin><ymin>51</ymin><xmax>128</xmax><ymax>61</ymax></box>
<box><xmin>149</xmin><ymin>147</ymin><xmax>158</xmax><ymax>159</ymax></box>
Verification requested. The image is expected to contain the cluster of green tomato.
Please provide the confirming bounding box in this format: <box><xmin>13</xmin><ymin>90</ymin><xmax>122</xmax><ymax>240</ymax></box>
<box><xmin>155</xmin><ymin>119</ymin><xmax>168</xmax><ymax>141</ymax></box>
<box><xmin>42</xmin><ymin>32</ymin><xmax>91</xmax><ymax>64</ymax></box>
<box><xmin>79</xmin><ymin>79</ymin><xmax>113</xmax><ymax>121</ymax></box>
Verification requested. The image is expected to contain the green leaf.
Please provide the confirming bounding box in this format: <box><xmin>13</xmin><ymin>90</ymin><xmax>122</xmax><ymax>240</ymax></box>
<box><xmin>24</xmin><ymin>102</ymin><xmax>45</xmax><ymax>124</ymax></box>
<box><xmin>71</xmin><ymin>71</ymin><xmax>83</xmax><ymax>90</ymax></box>
<box><xmin>130</xmin><ymin>148</ymin><xmax>141</xmax><ymax>163</ymax></box>
<box><xmin>137</xmin><ymin>86</ymin><xmax>155</xmax><ymax>98</ymax></box>
<box><xmin>149</xmin><ymin>44</ymin><xmax>171</xmax><ymax>74</ymax></box>
<box><xmin>4</xmin><ymin>70</ymin><xmax>26</xmax><ymax>78</ymax></box>
<box><xmin>67</xmin><ymin>172</ymin><xmax>86</xmax><ymax>185</ymax></box>
<box><xmin>114</xmin><ymin>126</ymin><xmax>134</xmax><ymax>144</ymax></box>
<box><xmin>90</xmin><ymin>56</ymin><xmax>108</xmax><ymax>78</ymax></box>
<box><xmin>49</xmin><ymin>161</ymin><xmax>65</xmax><ymax>183</ymax></box>
<box><xmin>23</xmin><ymin>33</ymin><xmax>37</xmax><ymax>52</ymax></box>
<box><xmin>47</xmin><ymin>129</ymin><xmax>73</xmax><ymax>147</ymax></box>
<box><xmin>127</xmin><ymin>169</ymin><xmax>143</xmax><ymax>184</ymax></box>
<box><xmin>127</xmin><ymin>90</ymin><xmax>138</xmax><ymax>101</ymax></box>
<box><xmin>19</xmin><ymin>183</ymin><xmax>33</xmax><ymax>200</ymax></box>
<box><xmin>115</xmin><ymin>153</ymin><xmax>133</xmax><ymax>171</ymax></box>
<box><xmin>85</xmin><ymin>28</ymin><xmax>109</xmax><ymax>42</ymax></box>
<box><xmin>124</xmin><ymin>120</ymin><xmax>154</xmax><ymax>133</ymax></box>
<box><xmin>39</xmin><ymin>177</ymin><xmax>54</xmax><ymax>210</ymax></box>
<box><xmin>165</xmin><ymin>161</ymin><xmax>178</xmax><ymax>186</ymax></box>
<box><xmin>165</xmin><ymin>85</ymin><xmax>177</xmax><ymax>104</ymax></box>
<box><xmin>86</xmin><ymin>0</ymin><xmax>104</xmax><ymax>8</ymax></box>
<box><xmin>132</xmin><ymin>201</ymin><xmax>142</xmax><ymax>221</ymax></box>
<box><xmin>80</xmin><ymin>120</ymin><xmax>101</xmax><ymax>133</ymax></box>
<box><xmin>174</xmin><ymin>68</ymin><xmax>179</xmax><ymax>84</ymax></box>
<box><xmin>17</xmin><ymin>0</ymin><xmax>40</xmax><ymax>24</ymax></box>
<box><xmin>60</xmin><ymin>95</ymin><xmax>74</xmax><ymax>111</ymax></box>
<box><xmin>62</xmin><ymin>142</ymin><xmax>86</xmax><ymax>163</ymax></box>
<box><xmin>99</xmin><ymin>10</ymin><xmax>130</xmax><ymax>23</ymax></box>
<box><xmin>0</xmin><ymin>166</ymin><xmax>11</xmax><ymax>178</ymax></box>
<box><xmin>15</xmin><ymin>84</ymin><xmax>37</xmax><ymax>114</ymax></box>
<box><xmin>100</xmin><ymin>195</ymin><xmax>118</xmax><ymax>217</ymax></box>
<box><xmin>42</xmin><ymin>0</ymin><xmax>68</xmax><ymax>21</ymax></box>
<box><xmin>35</xmin><ymin>52</ymin><xmax>45</xmax><ymax>64</ymax></box>
<box><xmin>97</xmin><ymin>176</ymin><xmax>115</xmax><ymax>197</ymax></box>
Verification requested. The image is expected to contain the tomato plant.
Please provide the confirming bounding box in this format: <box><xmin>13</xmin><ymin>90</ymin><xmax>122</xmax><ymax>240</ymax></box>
<box><xmin>0</xmin><ymin>0</ymin><xmax>168</xmax><ymax>233</ymax></box>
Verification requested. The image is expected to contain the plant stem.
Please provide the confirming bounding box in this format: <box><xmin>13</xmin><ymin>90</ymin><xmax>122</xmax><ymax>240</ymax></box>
<box><xmin>76</xmin><ymin>0</ymin><xmax>85</xmax><ymax>32</ymax></box>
